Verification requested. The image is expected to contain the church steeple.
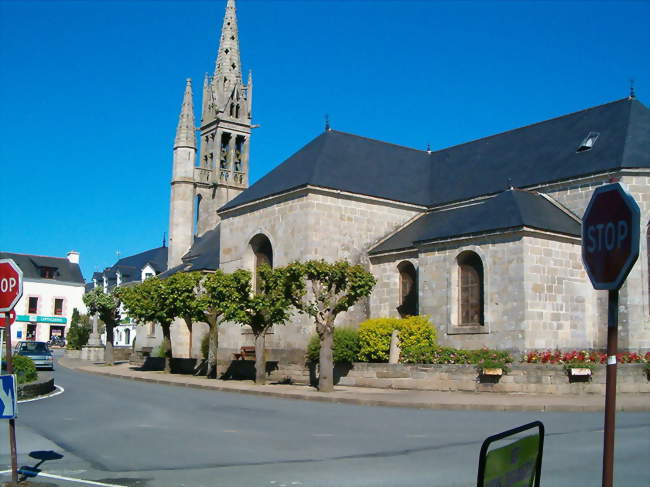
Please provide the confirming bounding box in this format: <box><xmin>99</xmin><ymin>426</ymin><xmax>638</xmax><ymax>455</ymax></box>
<box><xmin>174</xmin><ymin>79</ymin><xmax>196</xmax><ymax>150</ymax></box>
<box><xmin>214</xmin><ymin>0</ymin><xmax>242</xmax><ymax>87</ymax></box>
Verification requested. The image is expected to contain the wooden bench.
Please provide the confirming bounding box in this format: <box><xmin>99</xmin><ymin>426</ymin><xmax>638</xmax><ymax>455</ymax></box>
<box><xmin>233</xmin><ymin>346</ymin><xmax>256</xmax><ymax>361</ymax></box>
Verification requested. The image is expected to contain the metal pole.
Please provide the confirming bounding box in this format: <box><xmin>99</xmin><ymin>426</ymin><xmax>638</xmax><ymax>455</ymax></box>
<box><xmin>5</xmin><ymin>312</ymin><xmax>18</xmax><ymax>486</ymax></box>
<box><xmin>602</xmin><ymin>290</ymin><xmax>618</xmax><ymax>487</ymax></box>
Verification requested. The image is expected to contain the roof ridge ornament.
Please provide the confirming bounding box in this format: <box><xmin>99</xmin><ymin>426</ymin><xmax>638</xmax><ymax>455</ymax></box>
<box><xmin>325</xmin><ymin>114</ymin><xmax>331</xmax><ymax>132</ymax></box>
<box><xmin>629</xmin><ymin>78</ymin><xmax>636</xmax><ymax>99</ymax></box>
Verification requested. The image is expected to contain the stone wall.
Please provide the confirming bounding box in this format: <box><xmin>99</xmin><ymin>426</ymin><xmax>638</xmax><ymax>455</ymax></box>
<box><xmin>522</xmin><ymin>234</ymin><xmax>599</xmax><ymax>350</ymax></box>
<box><xmin>261</xmin><ymin>362</ymin><xmax>650</xmax><ymax>395</ymax></box>
<box><xmin>541</xmin><ymin>171</ymin><xmax>650</xmax><ymax>352</ymax></box>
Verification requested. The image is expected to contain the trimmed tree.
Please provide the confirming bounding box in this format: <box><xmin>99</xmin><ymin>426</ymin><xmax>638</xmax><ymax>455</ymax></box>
<box><xmin>118</xmin><ymin>277</ymin><xmax>177</xmax><ymax>372</ymax></box>
<box><xmin>165</xmin><ymin>272</ymin><xmax>204</xmax><ymax>358</ymax></box>
<box><xmin>66</xmin><ymin>308</ymin><xmax>91</xmax><ymax>350</ymax></box>
<box><xmin>83</xmin><ymin>288</ymin><xmax>121</xmax><ymax>365</ymax></box>
<box><xmin>234</xmin><ymin>265</ymin><xmax>299</xmax><ymax>385</ymax></box>
<box><xmin>198</xmin><ymin>269</ymin><xmax>251</xmax><ymax>378</ymax></box>
<box><xmin>288</xmin><ymin>260</ymin><xmax>375</xmax><ymax>392</ymax></box>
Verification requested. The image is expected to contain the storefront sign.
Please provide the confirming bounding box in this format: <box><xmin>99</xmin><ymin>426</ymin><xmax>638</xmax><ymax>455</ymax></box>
<box><xmin>16</xmin><ymin>315</ymin><xmax>66</xmax><ymax>324</ymax></box>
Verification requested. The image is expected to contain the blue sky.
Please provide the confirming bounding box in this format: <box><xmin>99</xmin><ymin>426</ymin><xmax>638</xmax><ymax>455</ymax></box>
<box><xmin>1</xmin><ymin>0</ymin><xmax>648</xmax><ymax>280</ymax></box>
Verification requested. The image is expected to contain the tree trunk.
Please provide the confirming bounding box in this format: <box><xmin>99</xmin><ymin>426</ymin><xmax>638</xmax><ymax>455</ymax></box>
<box><xmin>184</xmin><ymin>317</ymin><xmax>193</xmax><ymax>358</ymax></box>
<box><xmin>318</xmin><ymin>325</ymin><xmax>334</xmax><ymax>392</ymax></box>
<box><xmin>206</xmin><ymin>319</ymin><xmax>219</xmax><ymax>379</ymax></box>
<box><xmin>162</xmin><ymin>324</ymin><xmax>172</xmax><ymax>373</ymax></box>
<box><xmin>254</xmin><ymin>332</ymin><xmax>266</xmax><ymax>385</ymax></box>
<box><xmin>104</xmin><ymin>324</ymin><xmax>115</xmax><ymax>366</ymax></box>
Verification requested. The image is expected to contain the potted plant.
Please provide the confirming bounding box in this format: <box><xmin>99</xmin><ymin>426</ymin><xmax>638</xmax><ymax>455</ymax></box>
<box><xmin>476</xmin><ymin>358</ymin><xmax>511</xmax><ymax>377</ymax></box>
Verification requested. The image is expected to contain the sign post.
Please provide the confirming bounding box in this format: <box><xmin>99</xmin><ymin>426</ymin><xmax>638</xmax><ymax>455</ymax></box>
<box><xmin>0</xmin><ymin>258</ymin><xmax>23</xmax><ymax>487</ymax></box>
<box><xmin>581</xmin><ymin>182</ymin><xmax>640</xmax><ymax>487</ymax></box>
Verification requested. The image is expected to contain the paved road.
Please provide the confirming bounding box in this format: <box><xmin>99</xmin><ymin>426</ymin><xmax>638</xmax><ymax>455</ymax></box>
<box><xmin>0</xmin><ymin>358</ymin><xmax>648</xmax><ymax>486</ymax></box>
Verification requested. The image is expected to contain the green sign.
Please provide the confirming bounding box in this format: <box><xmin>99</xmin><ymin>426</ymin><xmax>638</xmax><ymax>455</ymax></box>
<box><xmin>483</xmin><ymin>435</ymin><xmax>539</xmax><ymax>487</ymax></box>
<box><xmin>16</xmin><ymin>315</ymin><xmax>67</xmax><ymax>324</ymax></box>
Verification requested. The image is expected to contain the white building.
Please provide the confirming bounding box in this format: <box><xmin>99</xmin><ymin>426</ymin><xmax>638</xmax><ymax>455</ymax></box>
<box><xmin>90</xmin><ymin>244</ymin><xmax>168</xmax><ymax>348</ymax></box>
<box><xmin>0</xmin><ymin>251</ymin><xmax>86</xmax><ymax>343</ymax></box>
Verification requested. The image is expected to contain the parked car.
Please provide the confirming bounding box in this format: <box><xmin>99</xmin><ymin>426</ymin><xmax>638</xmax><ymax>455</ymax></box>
<box><xmin>14</xmin><ymin>341</ymin><xmax>54</xmax><ymax>370</ymax></box>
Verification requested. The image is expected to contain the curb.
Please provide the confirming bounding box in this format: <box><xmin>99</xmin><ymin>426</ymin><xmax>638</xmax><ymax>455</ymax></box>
<box><xmin>58</xmin><ymin>359</ymin><xmax>649</xmax><ymax>412</ymax></box>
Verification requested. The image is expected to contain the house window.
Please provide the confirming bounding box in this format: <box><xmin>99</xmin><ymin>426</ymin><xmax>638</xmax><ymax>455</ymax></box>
<box><xmin>249</xmin><ymin>234</ymin><xmax>273</xmax><ymax>294</ymax></box>
<box><xmin>397</xmin><ymin>261</ymin><xmax>418</xmax><ymax>317</ymax></box>
<box><xmin>40</xmin><ymin>267</ymin><xmax>56</xmax><ymax>279</ymax></box>
<box><xmin>54</xmin><ymin>298</ymin><xmax>64</xmax><ymax>316</ymax></box>
<box><xmin>457</xmin><ymin>251</ymin><xmax>484</xmax><ymax>326</ymax></box>
<box><xmin>28</xmin><ymin>297</ymin><xmax>38</xmax><ymax>314</ymax></box>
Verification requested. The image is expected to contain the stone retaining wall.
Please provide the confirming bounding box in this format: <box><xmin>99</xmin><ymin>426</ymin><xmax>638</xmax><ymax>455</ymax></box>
<box><xmin>261</xmin><ymin>362</ymin><xmax>650</xmax><ymax>394</ymax></box>
<box><xmin>18</xmin><ymin>377</ymin><xmax>55</xmax><ymax>400</ymax></box>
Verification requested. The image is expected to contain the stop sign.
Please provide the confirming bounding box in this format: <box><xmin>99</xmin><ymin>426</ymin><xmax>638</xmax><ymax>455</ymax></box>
<box><xmin>0</xmin><ymin>259</ymin><xmax>23</xmax><ymax>313</ymax></box>
<box><xmin>582</xmin><ymin>183</ymin><xmax>640</xmax><ymax>290</ymax></box>
<box><xmin>0</xmin><ymin>309</ymin><xmax>16</xmax><ymax>327</ymax></box>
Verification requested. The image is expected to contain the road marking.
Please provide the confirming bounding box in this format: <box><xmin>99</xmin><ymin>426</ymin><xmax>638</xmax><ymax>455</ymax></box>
<box><xmin>406</xmin><ymin>434</ymin><xmax>428</xmax><ymax>438</ymax></box>
<box><xmin>18</xmin><ymin>385</ymin><xmax>64</xmax><ymax>404</ymax></box>
<box><xmin>0</xmin><ymin>470</ymin><xmax>126</xmax><ymax>486</ymax></box>
<box><xmin>311</xmin><ymin>433</ymin><xmax>334</xmax><ymax>437</ymax></box>
<box><xmin>223</xmin><ymin>429</ymin><xmax>239</xmax><ymax>433</ymax></box>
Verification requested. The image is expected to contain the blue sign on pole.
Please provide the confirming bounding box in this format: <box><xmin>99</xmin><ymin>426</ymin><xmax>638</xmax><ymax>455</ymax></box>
<box><xmin>0</xmin><ymin>375</ymin><xmax>17</xmax><ymax>419</ymax></box>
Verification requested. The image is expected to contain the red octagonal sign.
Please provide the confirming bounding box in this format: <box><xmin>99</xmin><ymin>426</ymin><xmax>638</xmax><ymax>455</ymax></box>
<box><xmin>582</xmin><ymin>182</ymin><xmax>640</xmax><ymax>290</ymax></box>
<box><xmin>0</xmin><ymin>259</ymin><xmax>23</xmax><ymax>313</ymax></box>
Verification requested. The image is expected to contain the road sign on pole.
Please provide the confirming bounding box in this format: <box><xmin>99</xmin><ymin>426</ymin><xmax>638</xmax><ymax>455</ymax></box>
<box><xmin>0</xmin><ymin>309</ymin><xmax>16</xmax><ymax>328</ymax></box>
<box><xmin>0</xmin><ymin>260</ymin><xmax>23</xmax><ymax>313</ymax></box>
<box><xmin>581</xmin><ymin>182</ymin><xmax>640</xmax><ymax>487</ymax></box>
<box><xmin>0</xmin><ymin>375</ymin><xmax>17</xmax><ymax>420</ymax></box>
<box><xmin>582</xmin><ymin>182</ymin><xmax>640</xmax><ymax>290</ymax></box>
<box><xmin>0</xmin><ymin>259</ymin><xmax>22</xmax><ymax>486</ymax></box>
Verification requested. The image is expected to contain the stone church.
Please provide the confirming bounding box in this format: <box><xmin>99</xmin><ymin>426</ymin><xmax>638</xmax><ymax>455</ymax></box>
<box><xmin>143</xmin><ymin>0</ymin><xmax>650</xmax><ymax>361</ymax></box>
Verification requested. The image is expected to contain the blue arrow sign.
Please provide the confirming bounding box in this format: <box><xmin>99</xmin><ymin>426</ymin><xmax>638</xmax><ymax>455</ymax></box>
<box><xmin>0</xmin><ymin>375</ymin><xmax>17</xmax><ymax>419</ymax></box>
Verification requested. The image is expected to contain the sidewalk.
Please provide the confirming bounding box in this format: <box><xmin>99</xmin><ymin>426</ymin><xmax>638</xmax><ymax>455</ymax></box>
<box><xmin>58</xmin><ymin>357</ymin><xmax>650</xmax><ymax>413</ymax></box>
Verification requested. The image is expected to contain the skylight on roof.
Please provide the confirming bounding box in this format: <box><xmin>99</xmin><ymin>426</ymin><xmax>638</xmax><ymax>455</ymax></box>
<box><xmin>577</xmin><ymin>132</ymin><xmax>599</xmax><ymax>152</ymax></box>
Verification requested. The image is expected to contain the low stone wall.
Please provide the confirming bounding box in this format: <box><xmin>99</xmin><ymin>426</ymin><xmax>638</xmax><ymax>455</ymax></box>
<box><xmin>257</xmin><ymin>362</ymin><xmax>650</xmax><ymax>394</ymax></box>
<box><xmin>18</xmin><ymin>377</ymin><xmax>55</xmax><ymax>400</ymax></box>
<box><xmin>70</xmin><ymin>347</ymin><xmax>132</xmax><ymax>362</ymax></box>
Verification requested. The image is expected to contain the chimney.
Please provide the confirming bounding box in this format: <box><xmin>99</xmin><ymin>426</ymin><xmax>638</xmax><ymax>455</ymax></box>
<box><xmin>67</xmin><ymin>250</ymin><xmax>80</xmax><ymax>264</ymax></box>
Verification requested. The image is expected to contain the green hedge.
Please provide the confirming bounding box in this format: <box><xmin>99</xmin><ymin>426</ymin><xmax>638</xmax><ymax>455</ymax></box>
<box><xmin>357</xmin><ymin>318</ymin><xmax>401</xmax><ymax>362</ymax></box>
<box><xmin>357</xmin><ymin>316</ymin><xmax>437</xmax><ymax>363</ymax></box>
<box><xmin>398</xmin><ymin>316</ymin><xmax>438</xmax><ymax>364</ymax></box>
<box><xmin>12</xmin><ymin>355</ymin><xmax>38</xmax><ymax>384</ymax></box>
<box><xmin>307</xmin><ymin>327</ymin><xmax>360</xmax><ymax>364</ymax></box>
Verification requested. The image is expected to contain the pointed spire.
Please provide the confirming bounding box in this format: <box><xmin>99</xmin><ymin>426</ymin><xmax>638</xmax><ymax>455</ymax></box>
<box><xmin>175</xmin><ymin>78</ymin><xmax>196</xmax><ymax>149</ymax></box>
<box><xmin>214</xmin><ymin>0</ymin><xmax>242</xmax><ymax>87</ymax></box>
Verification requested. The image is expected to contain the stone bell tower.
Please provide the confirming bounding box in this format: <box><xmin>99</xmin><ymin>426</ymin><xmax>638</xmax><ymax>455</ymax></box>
<box><xmin>168</xmin><ymin>79</ymin><xmax>197</xmax><ymax>268</ymax></box>
<box><xmin>196</xmin><ymin>0</ymin><xmax>253</xmax><ymax>235</ymax></box>
<box><xmin>167</xmin><ymin>0</ymin><xmax>252</xmax><ymax>269</ymax></box>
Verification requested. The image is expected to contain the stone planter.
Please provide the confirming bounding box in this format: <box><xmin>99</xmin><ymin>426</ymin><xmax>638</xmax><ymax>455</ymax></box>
<box><xmin>480</xmin><ymin>368</ymin><xmax>503</xmax><ymax>376</ymax></box>
<box><xmin>568</xmin><ymin>367</ymin><xmax>592</xmax><ymax>383</ymax></box>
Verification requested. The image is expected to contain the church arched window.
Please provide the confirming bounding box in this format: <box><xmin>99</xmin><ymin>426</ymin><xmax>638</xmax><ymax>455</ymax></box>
<box><xmin>229</xmin><ymin>103</ymin><xmax>235</xmax><ymax>117</ymax></box>
<box><xmin>397</xmin><ymin>261</ymin><xmax>418</xmax><ymax>317</ymax></box>
<box><xmin>457</xmin><ymin>251</ymin><xmax>484</xmax><ymax>326</ymax></box>
<box><xmin>194</xmin><ymin>194</ymin><xmax>202</xmax><ymax>236</ymax></box>
<box><xmin>249</xmin><ymin>234</ymin><xmax>273</xmax><ymax>294</ymax></box>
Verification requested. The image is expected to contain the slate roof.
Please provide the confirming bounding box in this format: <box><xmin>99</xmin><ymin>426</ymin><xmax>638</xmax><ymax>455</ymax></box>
<box><xmin>0</xmin><ymin>252</ymin><xmax>85</xmax><ymax>284</ymax></box>
<box><xmin>114</xmin><ymin>246</ymin><xmax>168</xmax><ymax>274</ymax></box>
<box><xmin>369</xmin><ymin>189</ymin><xmax>581</xmax><ymax>255</ymax></box>
<box><xmin>159</xmin><ymin>227</ymin><xmax>221</xmax><ymax>278</ymax></box>
<box><xmin>221</xmin><ymin>97</ymin><xmax>649</xmax><ymax>212</ymax></box>
<box><xmin>90</xmin><ymin>246</ymin><xmax>168</xmax><ymax>289</ymax></box>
